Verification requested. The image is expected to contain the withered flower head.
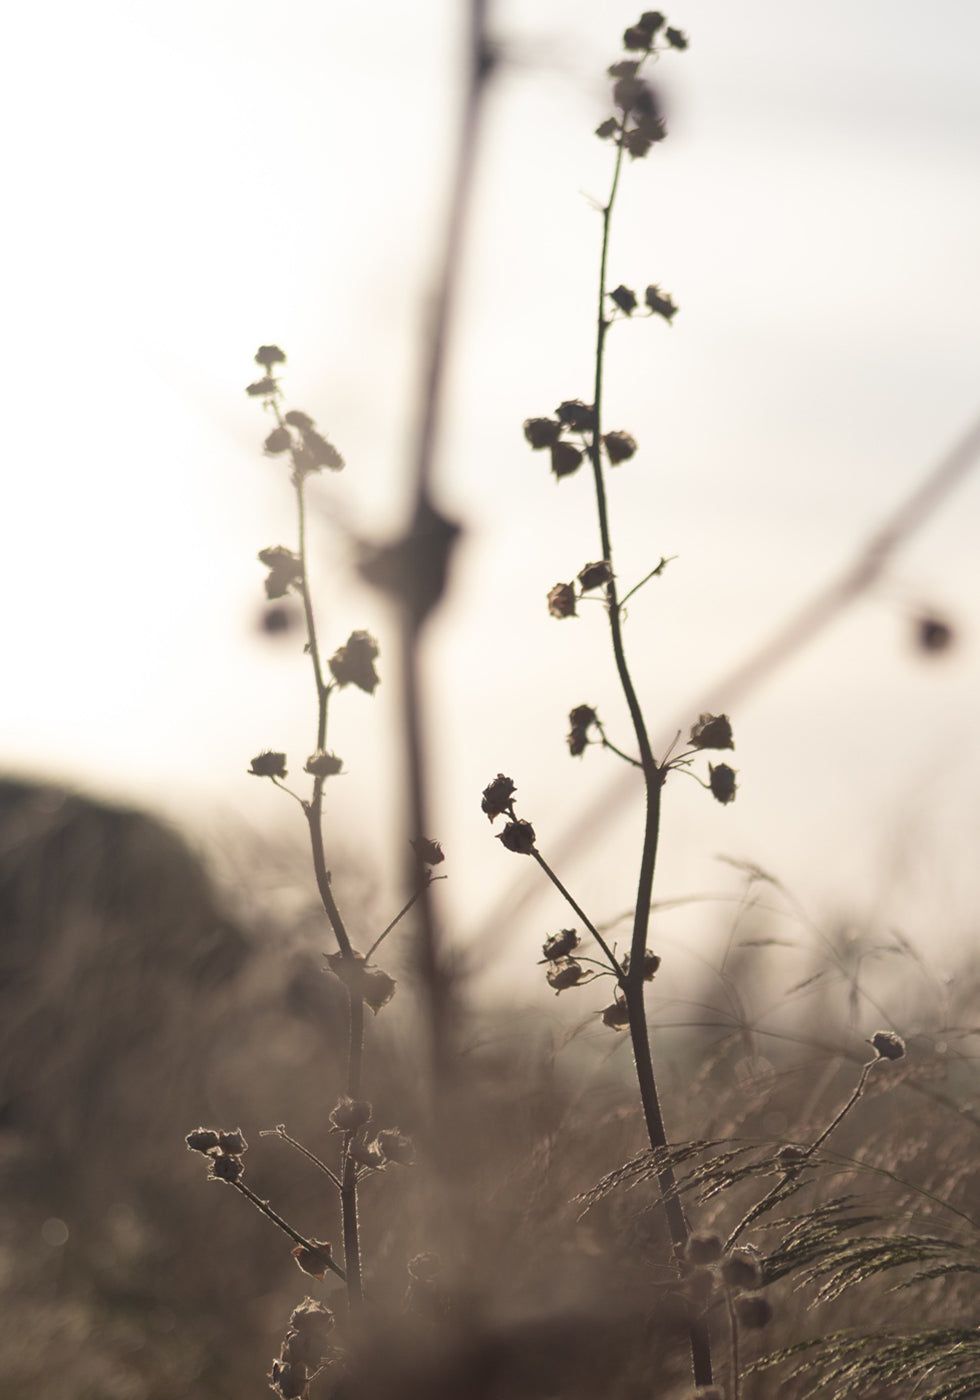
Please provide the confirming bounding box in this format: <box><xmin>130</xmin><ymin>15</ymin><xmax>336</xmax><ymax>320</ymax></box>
<box><xmin>255</xmin><ymin>345</ymin><xmax>286</xmax><ymax>368</ymax></box>
<box><xmin>622</xmin><ymin>949</ymin><xmax>662</xmax><ymax>981</ymax></box>
<box><xmin>602</xmin><ymin>998</ymin><xmax>631</xmax><ymax>1030</ymax></box>
<box><xmin>689</xmin><ymin>713</ymin><xmax>734</xmax><ymax>750</ymax></box>
<box><xmin>210</xmin><ymin>1153</ymin><xmax>244</xmax><ymax>1184</ymax></box>
<box><xmin>722</xmin><ymin>1249</ymin><xmax>763</xmax><ymax>1292</ymax></box>
<box><xmin>523</xmin><ymin>416</ymin><xmax>561</xmax><ymax>450</ymax></box>
<box><xmin>217</xmin><ymin>1129</ymin><xmax>247</xmax><ymax>1156</ymax></box>
<box><xmin>685</xmin><ymin>1232</ymin><xmax>724</xmax><ymax>1266</ymax></box>
<box><xmin>623</xmin><ymin>24</ymin><xmax>652</xmax><ymax>51</ymax></box>
<box><xmin>870</xmin><ymin>1030</ymin><xmax>906</xmax><ymax>1061</ymax></box>
<box><xmin>548</xmin><ymin>582</ymin><xmax>577</xmax><ymax>618</ymax></box>
<box><xmin>602</xmin><ymin>431</ymin><xmax>637</xmax><ymax>465</ymax></box>
<box><xmin>546</xmin><ymin>958</ymin><xmax>586</xmax><ymax>993</ymax></box>
<box><xmin>556</xmin><ymin>400</ymin><xmax>596</xmax><ymax>432</ymax></box>
<box><xmin>709</xmin><ymin>763</ymin><xmax>737</xmax><ymax>805</ymax></box>
<box><xmin>249</xmin><ymin>751</ymin><xmax>287</xmax><ymax>780</ymax></box>
<box><xmin>329</xmin><ymin>1096</ymin><xmax>373</xmax><ymax>1132</ymax></box>
<box><xmin>376</xmin><ymin>1129</ymin><xmax>415</xmax><ymax>1166</ymax></box>
<box><xmin>481</xmin><ymin>774</ymin><xmax>516</xmax><ymax>821</ymax></box>
<box><xmin>264</xmin><ymin>426</ymin><xmax>292</xmax><ymax>455</ymax></box>
<box><xmin>304</xmin><ymin>750</ymin><xmax>343</xmax><ymax>778</ymax></box>
<box><xmin>645</xmin><ymin>284</ymin><xmax>678</xmax><ymax>321</ymax></box>
<box><xmin>283</xmin><ymin>410</ymin><xmax>313</xmax><ymax>431</ymax></box>
<box><xmin>609</xmin><ymin>284</ymin><xmax>637</xmax><ymax>315</ymax></box>
<box><xmin>578</xmin><ymin>560</ymin><xmax>613</xmax><ymax>592</ymax></box>
<box><xmin>329</xmin><ymin>631</ymin><xmax>380</xmax><ymax>693</ymax></box>
<box><xmin>497</xmin><ymin>819</ymin><xmax>536</xmax><ymax>855</ymax></box>
<box><xmin>541</xmin><ymin>928</ymin><xmax>580</xmax><ymax>961</ymax></box>
<box><xmin>411</xmin><ymin>837</ymin><xmax>445</xmax><ymax>866</ymax></box>
<box><xmin>595</xmin><ymin>117</ymin><xmax>620</xmax><ymax>140</ymax></box>
<box><xmin>258</xmin><ymin>545</ymin><xmax>302</xmax><ymax>600</ymax></box>
<box><xmin>269</xmin><ymin>1358</ymin><xmax>308</xmax><ymax>1400</ymax></box>
<box><xmin>665</xmin><ymin>26</ymin><xmax>689</xmax><ymax>49</ymax></box>
<box><xmin>185</xmin><ymin>1127</ymin><xmax>220</xmax><ymax>1154</ymax></box>
<box><xmin>246</xmin><ymin>376</ymin><xmax>278</xmax><ymax>398</ymax></box>
<box><xmin>292</xmin><ymin>1240</ymin><xmax>335</xmax><ymax>1280</ymax></box>
<box><xmin>732</xmin><ymin>1293</ymin><xmax>773</xmax><ymax>1330</ymax></box>
<box><xmin>550</xmin><ymin>442</ymin><xmax>584</xmax><ymax>479</ymax></box>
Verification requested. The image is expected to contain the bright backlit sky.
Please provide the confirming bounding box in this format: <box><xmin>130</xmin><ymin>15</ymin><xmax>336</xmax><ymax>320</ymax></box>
<box><xmin>4</xmin><ymin>1</ymin><xmax>980</xmax><ymax>979</ymax></box>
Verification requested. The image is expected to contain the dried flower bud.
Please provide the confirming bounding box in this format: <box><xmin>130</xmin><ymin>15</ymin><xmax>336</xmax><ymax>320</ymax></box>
<box><xmin>481</xmin><ymin>774</ymin><xmax>516</xmax><ymax>821</ymax></box>
<box><xmin>523</xmin><ymin>416</ymin><xmax>561</xmax><ymax>449</ymax></box>
<box><xmin>246</xmin><ymin>376</ymin><xmax>278</xmax><ymax>398</ymax></box>
<box><xmin>330</xmin><ymin>1096</ymin><xmax>373</xmax><ymax>1132</ymax></box>
<box><xmin>613</xmin><ymin>76</ymin><xmax>656</xmax><ymax>117</ymax></box>
<box><xmin>569</xmin><ymin>704</ymin><xmax>598</xmax><ymax>729</ymax></box>
<box><xmin>602</xmin><ymin>997</ymin><xmax>630</xmax><ymax>1030</ymax></box>
<box><xmin>870</xmin><ymin>1030</ymin><xmax>906</xmax><ymax>1061</ymax></box>
<box><xmin>603</xmin><ymin>431</ymin><xmax>637</xmax><ymax>465</ymax></box>
<box><xmin>217</xmin><ymin>1129</ymin><xmax>247</xmax><ymax>1156</ymax></box>
<box><xmin>567</xmin><ymin>726</ymin><xmax>589</xmax><ymax>757</ymax></box>
<box><xmin>609</xmin><ymin>284</ymin><xmax>638</xmax><ymax>315</ymax></box>
<box><xmin>255</xmin><ymin>345</ymin><xmax>286</xmax><ymax>368</ymax></box>
<box><xmin>269</xmin><ymin>1358</ymin><xmax>308</xmax><ymax>1399</ymax></box>
<box><xmin>349</xmin><ymin>1136</ymin><xmax>385</xmax><ymax>1169</ymax></box>
<box><xmin>546</xmin><ymin>958</ymin><xmax>587</xmax><ymax>993</ymax></box>
<box><xmin>608</xmin><ymin>60</ymin><xmax>641</xmax><ymax>79</ymax></box>
<box><xmin>329</xmin><ymin>631</ymin><xmax>380</xmax><ymax>693</ymax></box>
<box><xmin>287</xmin><ymin>1297</ymin><xmax>335</xmax><ymax>1356</ymax></box>
<box><xmin>776</xmin><ymin>1143</ymin><xmax>809</xmax><ymax>1173</ymax></box>
<box><xmin>689</xmin><ymin>714</ymin><xmax>734</xmax><ymax>751</ymax></box>
<box><xmin>497</xmin><ymin>819</ymin><xmax>536</xmax><ymax>855</ymax></box>
<box><xmin>732</xmin><ymin>1293</ymin><xmax>773</xmax><ymax>1329</ymax></box>
<box><xmin>362</xmin><ymin>968</ymin><xmax>397</xmax><ymax>1014</ymax></box>
<box><xmin>578</xmin><ymin>560</ymin><xmax>613</xmax><ymax>591</ymax></box>
<box><xmin>249</xmin><ymin>751</ymin><xmax>287</xmax><ymax>780</ymax></box>
<box><xmin>185</xmin><ymin>1128</ymin><xmax>220</xmax><ymax>1154</ymax></box>
<box><xmin>411</xmin><ymin>836</ymin><xmax>445</xmax><ymax>866</ymax></box>
<box><xmin>548</xmin><ymin>582</ymin><xmax>578</xmax><ymax>618</ymax></box>
<box><xmin>722</xmin><ymin>1249</ymin><xmax>763</xmax><ymax>1291</ymax></box>
<box><xmin>645</xmin><ymin>284</ymin><xmax>678</xmax><ymax>321</ymax></box>
<box><xmin>304</xmin><ymin>750</ymin><xmax>343</xmax><ymax>778</ymax></box>
<box><xmin>623</xmin><ymin>24</ymin><xmax>652</xmax><ymax>50</ymax></box>
<box><xmin>210</xmin><ymin>1153</ymin><xmax>244</xmax><ymax>1183</ymax></box>
<box><xmin>685</xmin><ymin>1232</ymin><xmax>724</xmax><ymax>1266</ymax></box>
<box><xmin>292</xmin><ymin>1240</ymin><xmax>335</xmax><ymax>1280</ymax></box>
<box><xmin>556</xmin><ymin>400</ymin><xmax>596</xmax><ymax>432</ymax></box>
<box><xmin>258</xmin><ymin>545</ymin><xmax>302</xmax><ymax>600</ymax></box>
<box><xmin>376</xmin><ymin>1129</ymin><xmax>415</xmax><ymax>1165</ymax></box>
<box><xmin>638</xmin><ymin>11</ymin><xmax>666</xmax><ymax>35</ymax></box>
<box><xmin>264</xmin><ymin>426</ymin><xmax>292</xmax><ymax>455</ymax></box>
<box><xmin>550</xmin><ymin>442</ymin><xmax>584</xmax><ymax>479</ymax></box>
<box><xmin>541</xmin><ymin>928</ymin><xmax>580</xmax><ymax>961</ymax></box>
<box><xmin>622</xmin><ymin>949</ymin><xmax>661</xmax><ymax>981</ymax></box>
<box><xmin>665</xmin><ymin>26</ymin><xmax>689</xmax><ymax>50</ymax></box>
<box><xmin>294</xmin><ymin>428</ymin><xmax>344</xmax><ymax>473</ymax></box>
<box><xmin>709</xmin><ymin>763</ymin><xmax>737</xmax><ymax>805</ymax></box>
<box><xmin>283</xmin><ymin>410</ymin><xmax>313</xmax><ymax>431</ymax></box>
<box><xmin>916</xmin><ymin>616</ymin><xmax>954</xmax><ymax>653</ymax></box>
<box><xmin>595</xmin><ymin>117</ymin><xmax>620</xmax><ymax>140</ymax></box>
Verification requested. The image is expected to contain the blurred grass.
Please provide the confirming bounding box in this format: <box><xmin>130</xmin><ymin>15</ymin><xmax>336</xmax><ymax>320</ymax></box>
<box><xmin>0</xmin><ymin>777</ymin><xmax>976</xmax><ymax>1399</ymax></box>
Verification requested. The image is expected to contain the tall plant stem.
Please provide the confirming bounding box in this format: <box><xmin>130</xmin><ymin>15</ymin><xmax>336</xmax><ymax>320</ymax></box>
<box><xmin>591</xmin><ymin>121</ymin><xmax>713</xmax><ymax>1387</ymax></box>
<box><xmin>295</xmin><ymin>470</ymin><xmax>364</xmax><ymax>1306</ymax></box>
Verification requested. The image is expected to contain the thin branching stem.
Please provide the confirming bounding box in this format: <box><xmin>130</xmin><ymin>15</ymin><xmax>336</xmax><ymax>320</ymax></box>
<box><xmin>588</xmin><ymin>102</ymin><xmax>714</xmax><ymax>1390</ymax></box>
<box><xmin>262</xmin><ymin>1125</ymin><xmax>342</xmax><ymax>1190</ymax></box>
<box><xmin>228</xmin><ymin>1178</ymin><xmax>347</xmax><ymax>1283</ymax></box>
<box><xmin>529</xmin><ymin>847</ymin><xmax>623</xmax><ymax>977</ymax></box>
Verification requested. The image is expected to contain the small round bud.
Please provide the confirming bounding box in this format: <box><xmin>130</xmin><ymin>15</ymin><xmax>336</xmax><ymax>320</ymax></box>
<box><xmin>709</xmin><ymin>763</ymin><xmax>737</xmax><ymax>805</ymax></box>
<box><xmin>523</xmin><ymin>416</ymin><xmax>561</xmax><ymax>449</ymax></box>
<box><xmin>217</xmin><ymin>1129</ymin><xmax>247</xmax><ymax>1156</ymax></box>
<box><xmin>623</xmin><ymin>24</ymin><xmax>652</xmax><ymax>50</ymax></box>
<box><xmin>210</xmin><ymin>1153</ymin><xmax>244</xmax><ymax>1183</ymax></box>
<box><xmin>546</xmin><ymin>958</ymin><xmax>587</xmax><ymax>993</ymax></box>
<box><xmin>497</xmin><ymin>819</ymin><xmax>536</xmax><ymax>855</ymax></box>
<box><xmin>602</xmin><ymin>998</ymin><xmax>630</xmax><ymax>1030</ymax></box>
<box><xmin>249</xmin><ymin>751</ymin><xmax>288</xmax><ymax>780</ymax></box>
<box><xmin>255</xmin><ymin>345</ymin><xmax>286</xmax><ymax>367</ymax></box>
<box><xmin>548</xmin><ymin>582</ymin><xmax>578</xmax><ymax>618</ymax></box>
<box><xmin>185</xmin><ymin>1127</ymin><xmax>220</xmax><ymax>1154</ymax></box>
<box><xmin>721</xmin><ymin>1248</ymin><xmax>763</xmax><ymax>1292</ymax></box>
<box><xmin>541</xmin><ymin>928</ymin><xmax>580</xmax><ymax>961</ymax></box>
<box><xmin>602</xmin><ymin>431</ymin><xmax>637</xmax><ymax>465</ymax></box>
<box><xmin>305</xmin><ymin>750</ymin><xmax>343</xmax><ymax>778</ymax></box>
<box><xmin>481</xmin><ymin>774</ymin><xmax>516</xmax><ymax>821</ymax></box>
<box><xmin>330</xmin><ymin>1096</ymin><xmax>373</xmax><ymax>1132</ymax></box>
<box><xmin>578</xmin><ymin>561</ymin><xmax>613</xmax><ymax>592</ymax></box>
<box><xmin>685</xmin><ymin>1232</ymin><xmax>724</xmax><ymax>1266</ymax></box>
<box><xmin>550</xmin><ymin>442</ymin><xmax>584</xmax><ymax>479</ymax></box>
<box><xmin>732</xmin><ymin>1292</ymin><xmax>773</xmax><ymax>1329</ymax></box>
<box><xmin>870</xmin><ymin>1030</ymin><xmax>906</xmax><ymax>1061</ymax></box>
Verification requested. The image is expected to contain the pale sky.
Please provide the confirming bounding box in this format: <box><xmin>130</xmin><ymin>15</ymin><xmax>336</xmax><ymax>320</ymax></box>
<box><xmin>4</xmin><ymin>1</ymin><xmax>980</xmax><ymax>986</ymax></box>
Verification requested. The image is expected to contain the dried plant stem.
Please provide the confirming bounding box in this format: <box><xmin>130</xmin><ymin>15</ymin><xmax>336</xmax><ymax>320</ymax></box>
<box><xmin>726</xmin><ymin>1055</ymin><xmax>884</xmax><ymax>1251</ymax></box>
<box><xmin>228</xmin><ymin>1178</ymin><xmax>347</xmax><ymax>1283</ymax></box>
<box><xmin>529</xmin><ymin>848</ymin><xmax>623</xmax><ymax>976</ymax></box>
<box><xmin>589</xmin><ymin>109</ymin><xmax>714</xmax><ymax>1391</ymax></box>
<box><xmin>294</xmin><ymin>469</ymin><xmax>365</xmax><ymax>1305</ymax></box>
